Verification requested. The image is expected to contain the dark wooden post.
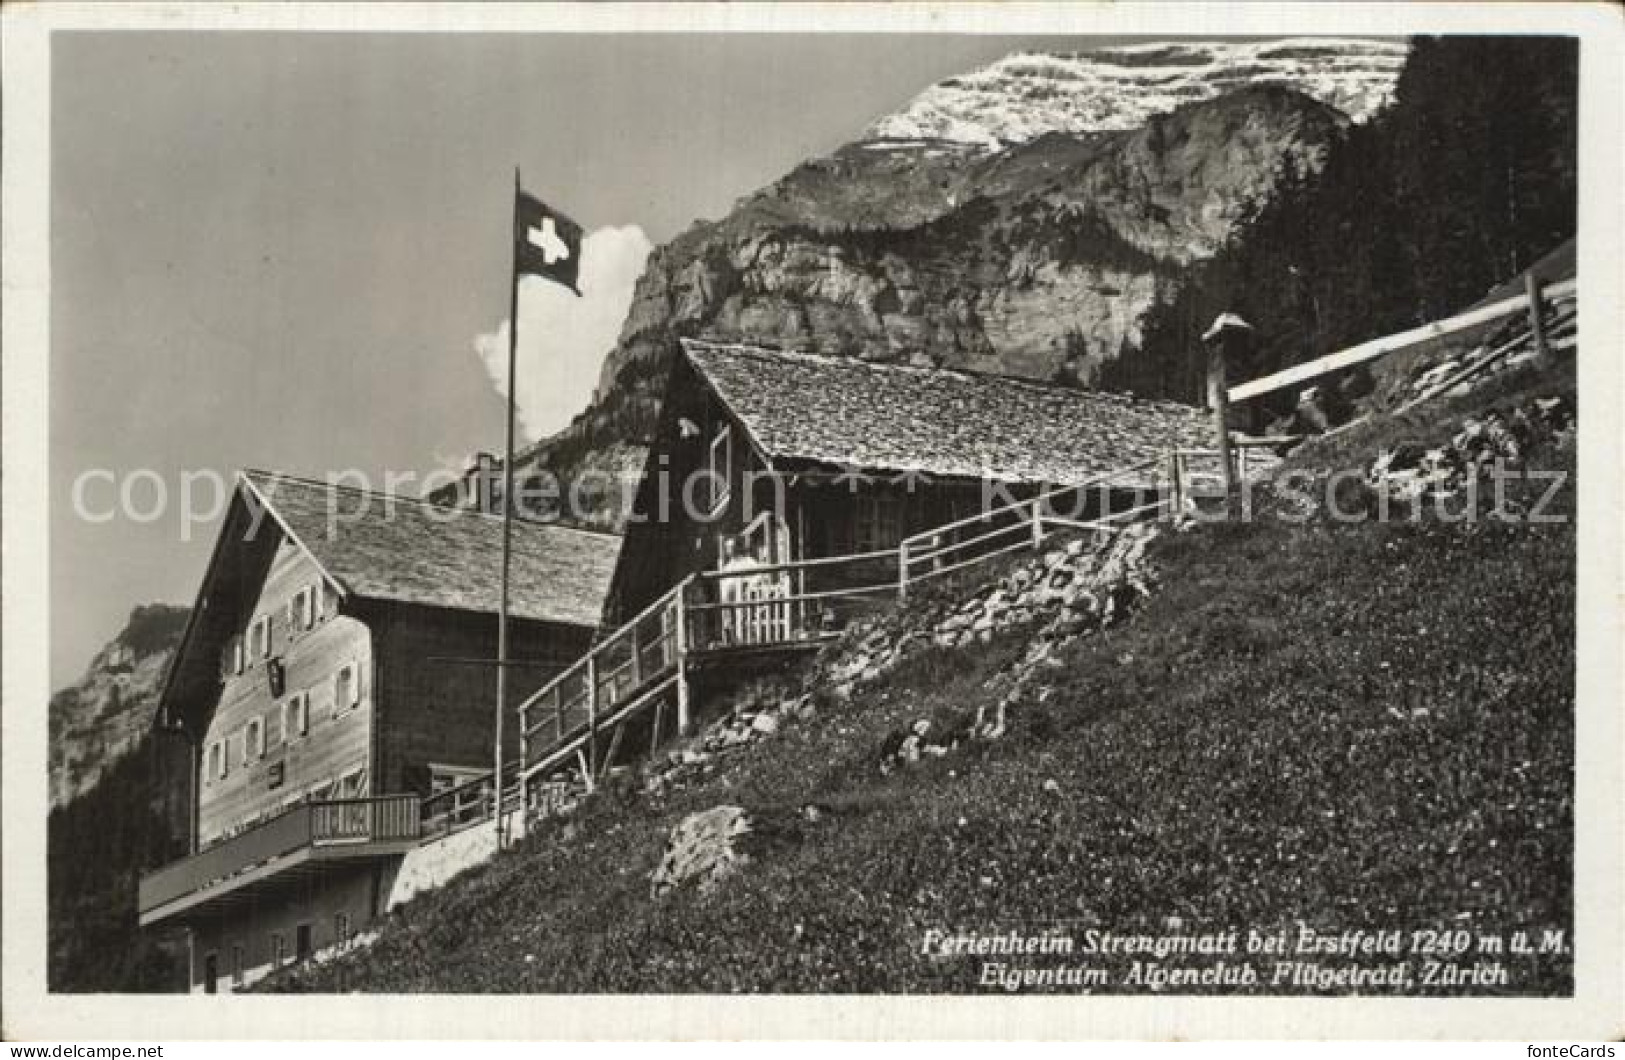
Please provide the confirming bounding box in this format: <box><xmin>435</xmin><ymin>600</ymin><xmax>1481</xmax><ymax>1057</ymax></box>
<box><xmin>585</xmin><ymin>655</ymin><xmax>598</xmax><ymax>778</ymax></box>
<box><xmin>1202</xmin><ymin>314</ymin><xmax>1253</xmax><ymax>498</ymax></box>
<box><xmin>1525</xmin><ymin>271</ymin><xmax>1551</xmax><ymax>368</ymax></box>
<box><xmin>674</xmin><ymin>583</ymin><xmax>692</xmax><ymax>735</ymax></box>
<box><xmin>1209</xmin><ymin>348</ymin><xmax>1234</xmax><ymax>494</ymax></box>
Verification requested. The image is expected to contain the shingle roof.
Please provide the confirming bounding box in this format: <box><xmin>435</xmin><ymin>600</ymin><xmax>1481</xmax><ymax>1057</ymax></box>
<box><xmin>241</xmin><ymin>471</ymin><xmax>619</xmax><ymax>628</ymax></box>
<box><xmin>682</xmin><ymin>339</ymin><xmax>1212</xmax><ymax>487</ymax></box>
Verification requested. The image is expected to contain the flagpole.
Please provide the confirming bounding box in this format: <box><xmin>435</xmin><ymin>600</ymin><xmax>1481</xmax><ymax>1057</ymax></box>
<box><xmin>495</xmin><ymin>167</ymin><xmax>520</xmax><ymax>849</ymax></box>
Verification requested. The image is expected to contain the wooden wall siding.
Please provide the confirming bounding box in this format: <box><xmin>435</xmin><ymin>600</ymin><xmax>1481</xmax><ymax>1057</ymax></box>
<box><xmin>370</xmin><ymin>603</ymin><xmax>594</xmax><ymax>797</ymax></box>
<box><xmin>608</xmin><ymin>362</ymin><xmax>1018</xmax><ymax>624</ymax></box>
<box><xmin>187</xmin><ymin>861</ymin><xmax>381</xmax><ymax>991</ymax></box>
<box><xmin>197</xmin><ymin>537</ymin><xmax>373</xmax><ymax>847</ymax></box>
<box><xmin>610</xmin><ymin>368</ymin><xmax>783</xmax><ymax>624</ymax></box>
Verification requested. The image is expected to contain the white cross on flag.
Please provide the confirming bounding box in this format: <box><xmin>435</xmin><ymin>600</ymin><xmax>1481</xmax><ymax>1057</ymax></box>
<box><xmin>515</xmin><ymin>189</ymin><xmax>583</xmax><ymax>296</ymax></box>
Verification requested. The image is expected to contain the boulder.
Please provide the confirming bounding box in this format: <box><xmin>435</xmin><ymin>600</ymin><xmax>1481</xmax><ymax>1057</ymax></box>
<box><xmin>650</xmin><ymin>805</ymin><xmax>754</xmax><ymax>898</ymax></box>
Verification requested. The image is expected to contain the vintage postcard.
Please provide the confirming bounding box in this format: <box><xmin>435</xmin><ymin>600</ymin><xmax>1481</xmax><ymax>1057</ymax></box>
<box><xmin>3</xmin><ymin>0</ymin><xmax>1622</xmax><ymax>1042</ymax></box>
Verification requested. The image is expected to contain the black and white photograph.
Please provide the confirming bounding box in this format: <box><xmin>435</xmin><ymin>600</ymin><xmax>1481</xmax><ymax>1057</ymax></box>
<box><xmin>3</xmin><ymin>0</ymin><xmax>1622</xmax><ymax>1043</ymax></box>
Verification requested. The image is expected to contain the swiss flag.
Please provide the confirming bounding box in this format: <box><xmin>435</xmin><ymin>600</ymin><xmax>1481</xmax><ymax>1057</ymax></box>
<box><xmin>515</xmin><ymin>190</ymin><xmax>583</xmax><ymax>296</ymax></box>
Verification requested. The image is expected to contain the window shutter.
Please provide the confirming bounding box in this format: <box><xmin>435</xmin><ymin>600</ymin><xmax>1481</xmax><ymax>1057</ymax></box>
<box><xmin>304</xmin><ymin>587</ymin><xmax>316</xmax><ymax>629</ymax></box>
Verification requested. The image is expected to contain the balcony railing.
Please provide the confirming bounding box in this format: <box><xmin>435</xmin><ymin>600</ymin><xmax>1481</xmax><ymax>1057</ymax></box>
<box><xmin>139</xmin><ymin>795</ymin><xmax>420</xmax><ymax>922</ymax></box>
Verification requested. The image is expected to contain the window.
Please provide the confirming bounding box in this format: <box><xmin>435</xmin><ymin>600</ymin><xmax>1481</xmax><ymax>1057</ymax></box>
<box><xmin>271</xmin><ymin>932</ymin><xmax>287</xmax><ymax>968</ymax></box>
<box><xmin>430</xmin><ymin>764</ymin><xmax>486</xmax><ymax>795</ymax></box>
<box><xmin>318</xmin><ymin>582</ymin><xmax>337</xmax><ymax>622</ymax></box>
<box><xmin>854</xmin><ymin>493</ymin><xmax>903</xmax><ymax>553</ymax></box>
<box><xmin>266</xmin><ymin>706</ymin><xmax>283</xmax><ymax>750</ymax></box>
<box><xmin>703</xmin><ymin>424</ymin><xmax>732</xmax><ymax>515</ymax></box>
<box><xmin>338</xmin><ymin>766</ymin><xmax>368</xmax><ymax>799</ymax></box>
<box><xmin>230</xmin><ymin>944</ymin><xmax>244</xmax><ymax>985</ymax></box>
<box><xmin>335</xmin><ymin>912</ymin><xmax>352</xmax><ymax>947</ymax></box>
<box><xmin>248</xmin><ymin>615</ymin><xmax>271</xmax><ymax>662</ymax></box>
<box><xmin>203</xmin><ymin>953</ymin><xmax>219</xmax><ymax>994</ymax></box>
<box><xmin>229</xmin><ymin>636</ymin><xmax>244</xmax><ymax>676</ymax></box>
<box><xmin>245</xmin><ymin>718</ymin><xmax>264</xmax><ymax>760</ymax></box>
<box><xmin>288</xmin><ymin>586</ymin><xmax>316</xmax><ymax>634</ymax></box>
<box><xmin>207</xmin><ymin>741</ymin><xmax>223</xmax><ymax>782</ymax></box>
<box><xmin>284</xmin><ymin>691</ymin><xmax>310</xmax><ymax>739</ymax></box>
<box><xmin>295</xmin><ymin>923</ymin><xmax>313</xmax><ymax>960</ymax></box>
<box><xmin>332</xmin><ymin>662</ymin><xmax>360</xmax><ymax>716</ymax></box>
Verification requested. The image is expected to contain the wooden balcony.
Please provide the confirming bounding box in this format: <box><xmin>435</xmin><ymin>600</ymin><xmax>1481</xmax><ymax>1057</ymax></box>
<box><xmin>138</xmin><ymin>795</ymin><xmax>421</xmax><ymax>927</ymax></box>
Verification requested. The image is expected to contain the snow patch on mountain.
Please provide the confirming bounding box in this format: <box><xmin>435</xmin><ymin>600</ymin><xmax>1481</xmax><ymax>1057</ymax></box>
<box><xmin>866</xmin><ymin>37</ymin><xmax>1407</xmax><ymax>150</ymax></box>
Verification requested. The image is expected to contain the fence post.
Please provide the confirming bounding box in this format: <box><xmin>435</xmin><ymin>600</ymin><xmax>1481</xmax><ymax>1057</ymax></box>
<box><xmin>585</xmin><ymin>655</ymin><xmax>598</xmax><ymax>778</ymax></box>
<box><xmin>1166</xmin><ymin>451</ymin><xmax>1182</xmax><ymax>517</ymax></box>
<box><xmin>518</xmin><ymin>700</ymin><xmax>529</xmax><ymax>827</ymax></box>
<box><xmin>1202</xmin><ymin>317</ymin><xmax>1248</xmax><ymax>500</ymax></box>
<box><xmin>1525</xmin><ymin>271</ymin><xmax>1551</xmax><ymax>368</ymax></box>
<box><xmin>1031</xmin><ymin>497</ymin><xmax>1044</xmax><ymax>549</ymax></box>
<box><xmin>1209</xmin><ymin>347</ymin><xmax>1235</xmax><ymax>498</ymax></box>
<box><xmin>897</xmin><ymin>540</ymin><xmax>909</xmax><ymax>602</ymax></box>
<box><xmin>674</xmin><ymin>583</ymin><xmax>692</xmax><ymax>735</ymax></box>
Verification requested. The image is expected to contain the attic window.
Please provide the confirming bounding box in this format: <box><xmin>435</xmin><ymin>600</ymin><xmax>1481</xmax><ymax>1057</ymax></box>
<box><xmin>288</xmin><ymin>588</ymin><xmax>316</xmax><ymax>635</ymax></box>
<box><xmin>245</xmin><ymin>718</ymin><xmax>264</xmax><ymax>760</ymax></box>
<box><xmin>208</xmin><ymin>741</ymin><xmax>224</xmax><ymax>782</ymax></box>
<box><xmin>704</xmin><ymin>424</ymin><xmax>732</xmax><ymax>516</ymax></box>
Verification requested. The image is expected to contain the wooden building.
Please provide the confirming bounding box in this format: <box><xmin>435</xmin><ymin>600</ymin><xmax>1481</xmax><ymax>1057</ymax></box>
<box><xmin>140</xmin><ymin>470</ymin><xmax>619</xmax><ymax>993</ymax></box>
<box><xmin>606</xmin><ymin>338</ymin><xmax>1212</xmax><ymax>625</ymax></box>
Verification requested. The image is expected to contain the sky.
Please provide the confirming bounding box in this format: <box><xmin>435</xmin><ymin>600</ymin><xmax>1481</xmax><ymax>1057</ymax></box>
<box><xmin>48</xmin><ymin>30</ymin><xmax>1173</xmax><ymax>687</ymax></box>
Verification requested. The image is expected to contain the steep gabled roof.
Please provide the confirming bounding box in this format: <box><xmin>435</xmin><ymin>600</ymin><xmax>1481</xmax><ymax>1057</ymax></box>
<box><xmin>240</xmin><ymin>470</ymin><xmax>620</xmax><ymax>628</ymax></box>
<box><xmin>156</xmin><ymin>471</ymin><xmax>620</xmax><ymax>732</ymax></box>
<box><xmin>681</xmin><ymin>339</ymin><xmax>1211</xmax><ymax>487</ymax></box>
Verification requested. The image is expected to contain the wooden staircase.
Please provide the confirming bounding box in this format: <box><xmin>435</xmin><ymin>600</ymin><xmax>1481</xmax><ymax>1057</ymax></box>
<box><xmin>512</xmin><ymin>444</ymin><xmax>1277</xmax><ymax>817</ymax></box>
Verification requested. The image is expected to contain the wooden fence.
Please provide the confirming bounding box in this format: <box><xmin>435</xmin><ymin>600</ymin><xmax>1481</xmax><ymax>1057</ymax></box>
<box><xmin>512</xmin><ymin>444</ymin><xmax>1280</xmax><ymax>808</ymax></box>
<box><xmin>1227</xmin><ymin>275</ymin><xmax>1577</xmax><ymax>404</ymax></box>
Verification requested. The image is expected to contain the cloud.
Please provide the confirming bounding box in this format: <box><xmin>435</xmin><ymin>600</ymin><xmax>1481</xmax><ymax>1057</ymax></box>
<box><xmin>474</xmin><ymin>224</ymin><xmax>653</xmax><ymax>442</ymax></box>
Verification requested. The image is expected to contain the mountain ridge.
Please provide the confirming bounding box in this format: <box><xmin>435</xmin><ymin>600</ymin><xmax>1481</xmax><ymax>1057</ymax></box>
<box><xmin>516</xmin><ymin>44</ymin><xmax>1400</xmax><ymax>519</ymax></box>
<box><xmin>864</xmin><ymin>37</ymin><xmax>1405</xmax><ymax>149</ymax></box>
<box><xmin>49</xmin><ymin>603</ymin><xmax>188</xmax><ymax>807</ymax></box>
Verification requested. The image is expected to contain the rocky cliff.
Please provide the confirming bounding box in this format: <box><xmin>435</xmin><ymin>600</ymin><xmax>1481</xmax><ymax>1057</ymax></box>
<box><xmin>521</xmin><ymin>40</ymin><xmax>1404</xmax><ymax>522</ymax></box>
<box><xmin>49</xmin><ymin>603</ymin><xmax>188</xmax><ymax>807</ymax></box>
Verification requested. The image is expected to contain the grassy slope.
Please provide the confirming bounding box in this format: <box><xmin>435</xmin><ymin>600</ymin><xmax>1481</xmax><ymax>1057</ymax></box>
<box><xmin>268</xmin><ymin>376</ymin><xmax>1575</xmax><ymax>996</ymax></box>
